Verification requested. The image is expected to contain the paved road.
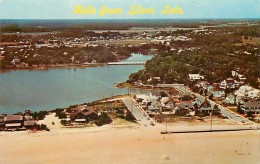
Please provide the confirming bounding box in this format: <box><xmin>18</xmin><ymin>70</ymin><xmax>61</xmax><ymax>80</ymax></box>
<box><xmin>175</xmin><ymin>86</ymin><xmax>255</xmax><ymax>125</ymax></box>
<box><xmin>122</xmin><ymin>97</ymin><xmax>152</xmax><ymax>126</ymax></box>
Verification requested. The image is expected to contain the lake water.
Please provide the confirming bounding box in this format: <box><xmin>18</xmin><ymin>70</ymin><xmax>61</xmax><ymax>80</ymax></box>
<box><xmin>0</xmin><ymin>54</ymin><xmax>153</xmax><ymax>114</ymax></box>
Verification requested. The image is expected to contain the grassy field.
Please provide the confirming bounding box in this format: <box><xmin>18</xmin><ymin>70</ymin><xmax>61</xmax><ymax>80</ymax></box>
<box><xmin>226</xmin><ymin>106</ymin><xmax>239</xmax><ymax>113</ymax></box>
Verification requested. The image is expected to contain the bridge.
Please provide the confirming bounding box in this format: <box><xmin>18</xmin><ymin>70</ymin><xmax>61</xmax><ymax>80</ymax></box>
<box><xmin>107</xmin><ymin>62</ymin><xmax>145</xmax><ymax>65</ymax></box>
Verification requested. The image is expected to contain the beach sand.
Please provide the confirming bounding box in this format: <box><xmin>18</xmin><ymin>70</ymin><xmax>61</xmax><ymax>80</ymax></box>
<box><xmin>1</xmin><ymin>123</ymin><xmax>260</xmax><ymax>164</ymax></box>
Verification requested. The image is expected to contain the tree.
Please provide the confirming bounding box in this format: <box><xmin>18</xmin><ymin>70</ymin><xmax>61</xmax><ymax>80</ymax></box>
<box><xmin>94</xmin><ymin>112</ymin><xmax>112</xmax><ymax>126</ymax></box>
<box><xmin>125</xmin><ymin>111</ymin><xmax>136</xmax><ymax>122</ymax></box>
<box><xmin>209</xmin><ymin>94</ymin><xmax>213</xmax><ymax>100</ymax></box>
<box><xmin>237</xmin><ymin>106</ymin><xmax>244</xmax><ymax>114</ymax></box>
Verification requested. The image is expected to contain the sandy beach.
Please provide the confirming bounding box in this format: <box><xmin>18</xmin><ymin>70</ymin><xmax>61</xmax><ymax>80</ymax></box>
<box><xmin>1</xmin><ymin>121</ymin><xmax>260</xmax><ymax>164</ymax></box>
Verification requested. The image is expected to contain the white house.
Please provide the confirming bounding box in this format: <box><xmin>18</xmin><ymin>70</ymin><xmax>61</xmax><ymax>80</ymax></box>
<box><xmin>188</xmin><ymin>74</ymin><xmax>204</xmax><ymax>81</ymax></box>
<box><xmin>11</xmin><ymin>58</ymin><xmax>20</xmax><ymax>65</ymax></box>
<box><xmin>234</xmin><ymin>85</ymin><xmax>260</xmax><ymax>104</ymax></box>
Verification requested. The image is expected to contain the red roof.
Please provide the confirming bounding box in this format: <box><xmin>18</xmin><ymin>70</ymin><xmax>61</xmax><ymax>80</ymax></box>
<box><xmin>69</xmin><ymin>106</ymin><xmax>97</xmax><ymax>117</ymax></box>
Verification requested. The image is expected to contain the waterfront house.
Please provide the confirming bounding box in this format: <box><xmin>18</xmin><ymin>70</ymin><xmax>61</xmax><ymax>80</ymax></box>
<box><xmin>24</xmin><ymin>120</ymin><xmax>37</xmax><ymax>129</ymax></box>
<box><xmin>82</xmin><ymin>106</ymin><xmax>99</xmax><ymax>121</ymax></box>
<box><xmin>69</xmin><ymin>106</ymin><xmax>98</xmax><ymax>124</ymax></box>
<box><xmin>0</xmin><ymin>117</ymin><xmax>4</xmax><ymax>130</ymax></box>
<box><xmin>4</xmin><ymin>115</ymin><xmax>24</xmax><ymax>129</ymax></box>
<box><xmin>69</xmin><ymin>110</ymin><xmax>89</xmax><ymax>123</ymax></box>
<box><xmin>147</xmin><ymin>77</ymin><xmax>161</xmax><ymax>83</ymax></box>
<box><xmin>11</xmin><ymin>58</ymin><xmax>21</xmax><ymax>65</ymax></box>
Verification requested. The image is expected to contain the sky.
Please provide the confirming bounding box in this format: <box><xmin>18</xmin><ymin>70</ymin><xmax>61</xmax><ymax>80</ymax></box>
<box><xmin>0</xmin><ymin>0</ymin><xmax>259</xmax><ymax>19</ymax></box>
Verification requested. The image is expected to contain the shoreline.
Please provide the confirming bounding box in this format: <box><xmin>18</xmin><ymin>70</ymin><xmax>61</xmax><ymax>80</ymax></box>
<box><xmin>0</xmin><ymin>63</ymin><xmax>107</xmax><ymax>73</ymax></box>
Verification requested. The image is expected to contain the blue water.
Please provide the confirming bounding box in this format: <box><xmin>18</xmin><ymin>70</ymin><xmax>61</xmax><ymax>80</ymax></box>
<box><xmin>0</xmin><ymin>54</ymin><xmax>152</xmax><ymax>114</ymax></box>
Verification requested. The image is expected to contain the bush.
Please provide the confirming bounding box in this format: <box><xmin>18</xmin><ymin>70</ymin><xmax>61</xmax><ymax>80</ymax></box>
<box><xmin>56</xmin><ymin>112</ymin><xmax>67</xmax><ymax>119</ymax></box>
<box><xmin>37</xmin><ymin>124</ymin><xmax>48</xmax><ymax>130</ymax></box>
<box><xmin>115</xmin><ymin>108</ymin><xmax>125</xmax><ymax>115</ymax></box>
<box><xmin>118</xmin><ymin>114</ymin><xmax>125</xmax><ymax>119</ymax></box>
<box><xmin>94</xmin><ymin>112</ymin><xmax>112</xmax><ymax>126</ymax></box>
<box><xmin>31</xmin><ymin>111</ymin><xmax>48</xmax><ymax>120</ymax></box>
<box><xmin>175</xmin><ymin>109</ymin><xmax>189</xmax><ymax>116</ymax></box>
<box><xmin>237</xmin><ymin>106</ymin><xmax>244</xmax><ymax>114</ymax></box>
<box><xmin>125</xmin><ymin>111</ymin><xmax>136</xmax><ymax>122</ymax></box>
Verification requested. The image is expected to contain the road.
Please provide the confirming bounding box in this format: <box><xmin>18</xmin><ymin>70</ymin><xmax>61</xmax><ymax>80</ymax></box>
<box><xmin>122</xmin><ymin>97</ymin><xmax>152</xmax><ymax>127</ymax></box>
<box><xmin>174</xmin><ymin>86</ymin><xmax>255</xmax><ymax>125</ymax></box>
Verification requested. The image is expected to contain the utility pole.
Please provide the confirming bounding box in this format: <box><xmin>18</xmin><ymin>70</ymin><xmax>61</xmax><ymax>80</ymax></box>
<box><xmin>210</xmin><ymin>112</ymin><xmax>213</xmax><ymax>131</ymax></box>
<box><xmin>257</xmin><ymin>118</ymin><xmax>259</xmax><ymax>130</ymax></box>
<box><xmin>166</xmin><ymin>119</ymin><xmax>168</xmax><ymax>133</ymax></box>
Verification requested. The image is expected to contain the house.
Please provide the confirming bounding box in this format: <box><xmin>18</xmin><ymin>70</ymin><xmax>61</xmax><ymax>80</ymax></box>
<box><xmin>174</xmin><ymin>101</ymin><xmax>194</xmax><ymax>116</ymax></box>
<box><xmin>188</xmin><ymin>74</ymin><xmax>204</xmax><ymax>81</ymax></box>
<box><xmin>11</xmin><ymin>58</ymin><xmax>21</xmax><ymax>65</ymax></box>
<box><xmin>238</xmin><ymin>74</ymin><xmax>246</xmax><ymax>82</ymax></box>
<box><xmin>147</xmin><ymin>77</ymin><xmax>161</xmax><ymax>83</ymax></box>
<box><xmin>0</xmin><ymin>117</ymin><xmax>4</xmax><ymax>130</ymax></box>
<box><xmin>179</xmin><ymin>93</ymin><xmax>193</xmax><ymax>101</ymax></box>
<box><xmin>134</xmin><ymin>80</ymin><xmax>143</xmax><ymax>87</ymax></box>
<box><xmin>195</xmin><ymin>97</ymin><xmax>212</xmax><ymax>113</ymax></box>
<box><xmin>208</xmin><ymin>84</ymin><xmax>225</xmax><ymax>98</ymax></box>
<box><xmin>178</xmin><ymin>102</ymin><xmax>193</xmax><ymax>110</ymax></box>
<box><xmin>82</xmin><ymin>106</ymin><xmax>99</xmax><ymax>121</ymax></box>
<box><xmin>220</xmin><ymin>78</ymin><xmax>236</xmax><ymax>89</ymax></box>
<box><xmin>136</xmin><ymin>92</ymin><xmax>158</xmax><ymax>106</ymax></box>
<box><xmin>164</xmin><ymin>100</ymin><xmax>175</xmax><ymax>111</ymax></box>
<box><xmin>160</xmin><ymin>97</ymin><xmax>175</xmax><ymax>111</ymax></box>
<box><xmin>240</xmin><ymin>101</ymin><xmax>260</xmax><ymax>114</ymax></box>
<box><xmin>69</xmin><ymin>106</ymin><xmax>98</xmax><ymax>124</ymax></box>
<box><xmin>148</xmin><ymin>101</ymin><xmax>162</xmax><ymax>113</ymax></box>
<box><xmin>24</xmin><ymin>120</ymin><xmax>37</xmax><ymax>129</ymax></box>
<box><xmin>194</xmin><ymin>81</ymin><xmax>210</xmax><ymax>89</ymax></box>
<box><xmin>69</xmin><ymin>110</ymin><xmax>89</xmax><ymax>123</ymax></box>
<box><xmin>231</xmin><ymin>71</ymin><xmax>246</xmax><ymax>83</ymax></box>
<box><xmin>4</xmin><ymin>115</ymin><xmax>24</xmax><ymax>129</ymax></box>
<box><xmin>234</xmin><ymin>85</ymin><xmax>260</xmax><ymax>104</ymax></box>
<box><xmin>223</xmin><ymin>94</ymin><xmax>236</xmax><ymax>105</ymax></box>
